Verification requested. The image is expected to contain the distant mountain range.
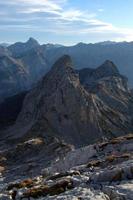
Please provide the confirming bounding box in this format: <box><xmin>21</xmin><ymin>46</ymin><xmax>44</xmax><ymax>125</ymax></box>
<box><xmin>0</xmin><ymin>43</ymin><xmax>10</xmax><ymax>47</ymax></box>
<box><xmin>45</xmin><ymin>41</ymin><xmax>133</xmax><ymax>87</ymax></box>
<box><xmin>1</xmin><ymin>37</ymin><xmax>133</xmax><ymax>103</ymax></box>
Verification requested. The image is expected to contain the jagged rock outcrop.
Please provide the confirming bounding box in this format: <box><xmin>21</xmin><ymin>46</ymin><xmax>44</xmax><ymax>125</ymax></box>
<box><xmin>6</xmin><ymin>55</ymin><xmax>133</xmax><ymax>147</ymax></box>
<box><xmin>78</xmin><ymin>60</ymin><xmax>129</xmax><ymax>92</ymax></box>
<box><xmin>5</xmin><ymin>56</ymin><xmax>100</xmax><ymax>144</ymax></box>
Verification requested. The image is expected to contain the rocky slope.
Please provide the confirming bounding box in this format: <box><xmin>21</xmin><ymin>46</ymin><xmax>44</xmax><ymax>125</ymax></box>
<box><xmin>4</xmin><ymin>55</ymin><xmax>133</xmax><ymax>148</ymax></box>
<box><xmin>0</xmin><ymin>134</ymin><xmax>132</xmax><ymax>199</ymax></box>
<box><xmin>0</xmin><ymin>54</ymin><xmax>30</xmax><ymax>103</ymax></box>
<box><xmin>0</xmin><ymin>38</ymin><xmax>49</xmax><ymax>102</ymax></box>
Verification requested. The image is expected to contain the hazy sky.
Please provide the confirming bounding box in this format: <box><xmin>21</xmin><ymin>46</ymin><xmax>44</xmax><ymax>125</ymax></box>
<box><xmin>0</xmin><ymin>0</ymin><xmax>133</xmax><ymax>45</ymax></box>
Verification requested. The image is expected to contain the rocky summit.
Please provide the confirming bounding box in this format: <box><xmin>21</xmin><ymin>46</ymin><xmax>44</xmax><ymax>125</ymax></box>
<box><xmin>4</xmin><ymin>55</ymin><xmax>133</xmax><ymax>146</ymax></box>
<box><xmin>0</xmin><ymin>55</ymin><xmax>133</xmax><ymax>199</ymax></box>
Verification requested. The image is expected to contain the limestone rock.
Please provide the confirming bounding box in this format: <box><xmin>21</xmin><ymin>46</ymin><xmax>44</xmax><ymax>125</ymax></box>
<box><xmin>7</xmin><ymin>55</ymin><xmax>133</xmax><ymax>147</ymax></box>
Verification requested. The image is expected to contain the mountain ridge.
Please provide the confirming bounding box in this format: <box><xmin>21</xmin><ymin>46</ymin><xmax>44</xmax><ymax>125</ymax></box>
<box><xmin>3</xmin><ymin>55</ymin><xmax>133</xmax><ymax>148</ymax></box>
<box><xmin>1</xmin><ymin>38</ymin><xmax>133</xmax><ymax>102</ymax></box>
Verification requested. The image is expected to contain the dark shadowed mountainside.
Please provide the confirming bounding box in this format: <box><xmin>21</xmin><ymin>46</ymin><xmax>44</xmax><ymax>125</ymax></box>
<box><xmin>0</xmin><ymin>91</ymin><xmax>27</xmax><ymax>129</ymax></box>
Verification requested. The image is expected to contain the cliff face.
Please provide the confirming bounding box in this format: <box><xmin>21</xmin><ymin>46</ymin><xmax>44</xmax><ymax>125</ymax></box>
<box><xmin>7</xmin><ymin>55</ymin><xmax>133</xmax><ymax>147</ymax></box>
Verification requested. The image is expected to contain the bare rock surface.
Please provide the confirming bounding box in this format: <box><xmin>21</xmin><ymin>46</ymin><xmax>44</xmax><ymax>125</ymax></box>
<box><xmin>0</xmin><ymin>134</ymin><xmax>132</xmax><ymax>200</ymax></box>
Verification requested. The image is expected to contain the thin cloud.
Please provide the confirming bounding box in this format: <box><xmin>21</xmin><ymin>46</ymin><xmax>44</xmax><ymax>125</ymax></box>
<box><xmin>0</xmin><ymin>0</ymin><xmax>133</xmax><ymax>42</ymax></box>
<box><xmin>0</xmin><ymin>0</ymin><xmax>65</xmax><ymax>10</ymax></box>
<box><xmin>98</xmin><ymin>8</ymin><xmax>104</xmax><ymax>12</ymax></box>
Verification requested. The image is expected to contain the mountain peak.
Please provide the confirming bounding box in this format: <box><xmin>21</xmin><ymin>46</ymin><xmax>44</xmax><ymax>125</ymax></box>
<box><xmin>41</xmin><ymin>55</ymin><xmax>78</xmax><ymax>91</ymax></box>
<box><xmin>52</xmin><ymin>55</ymin><xmax>73</xmax><ymax>70</ymax></box>
<box><xmin>96</xmin><ymin>60</ymin><xmax>119</xmax><ymax>77</ymax></box>
<box><xmin>8</xmin><ymin>37</ymin><xmax>40</xmax><ymax>57</ymax></box>
<box><xmin>103</xmin><ymin>60</ymin><xmax>117</xmax><ymax>67</ymax></box>
<box><xmin>48</xmin><ymin>55</ymin><xmax>78</xmax><ymax>87</ymax></box>
<box><xmin>76</xmin><ymin>42</ymin><xmax>87</xmax><ymax>47</ymax></box>
<box><xmin>27</xmin><ymin>37</ymin><xmax>40</xmax><ymax>46</ymax></box>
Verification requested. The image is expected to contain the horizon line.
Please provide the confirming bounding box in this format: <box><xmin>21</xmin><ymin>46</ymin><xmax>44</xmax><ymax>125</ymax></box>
<box><xmin>1</xmin><ymin>38</ymin><xmax>133</xmax><ymax>47</ymax></box>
